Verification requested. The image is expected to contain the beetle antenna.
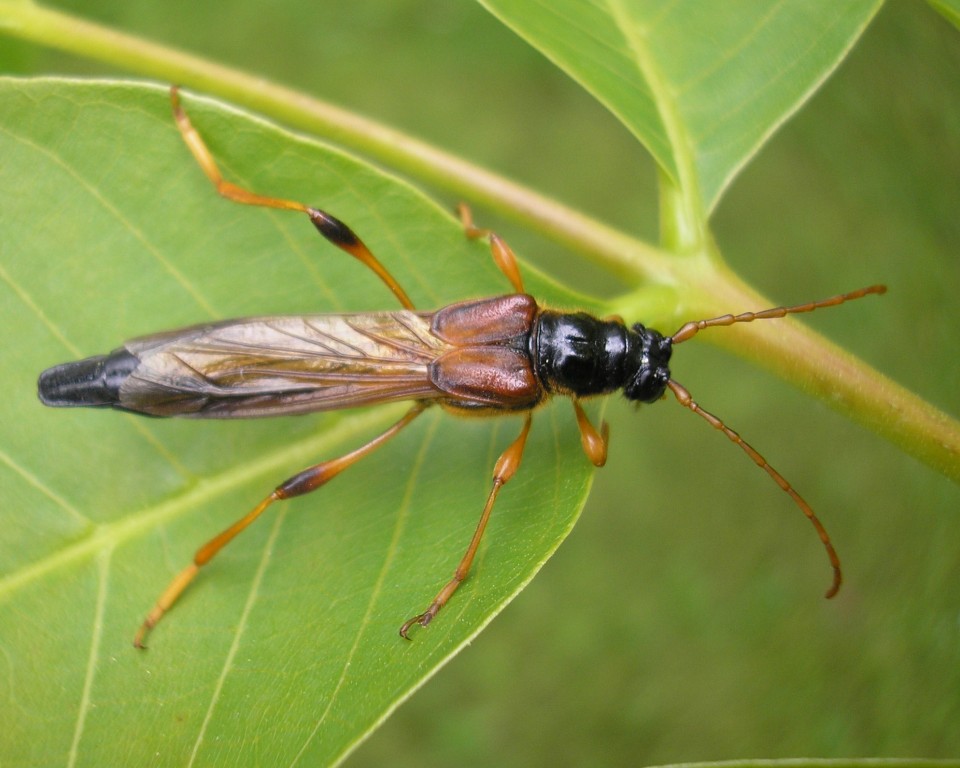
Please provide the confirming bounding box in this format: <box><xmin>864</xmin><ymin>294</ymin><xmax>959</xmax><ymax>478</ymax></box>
<box><xmin>669</xmin><ymin>285</ymin><xmax>886</xmax><ymax>345</ymax></box>
<box><xmin>657</xmin><ymin>285</ymin><xmax>886</xmax><ymax>593</ymax></box>
<box><xmin>665</xmin><ymin>378</ymin><xmax>842</xmax><ymax>599</ymax></box>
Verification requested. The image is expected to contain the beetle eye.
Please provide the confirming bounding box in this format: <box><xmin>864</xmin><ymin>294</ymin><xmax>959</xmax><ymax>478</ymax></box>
<box><xmin>624</xmin><ymin>366</ymin><xmax>669</xmax><ymax>403</ymax></box>
<box><xmin>623</xmin><ymin>326</ymin><xmax>671</xmax><ymax>403</ymax></box>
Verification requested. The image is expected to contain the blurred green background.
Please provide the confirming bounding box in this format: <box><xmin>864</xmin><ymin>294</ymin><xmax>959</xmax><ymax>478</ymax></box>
<box><xmin>3</xmin><ymin>1</ymin><xmax>959</xmax><ymax>766</ymax></box>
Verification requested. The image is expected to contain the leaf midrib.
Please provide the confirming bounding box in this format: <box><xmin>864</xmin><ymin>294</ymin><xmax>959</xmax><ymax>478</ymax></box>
<box><xmin>606</xmin><ymin>0</ymin><xmax>703</xmax><ymax>234</ymax></box>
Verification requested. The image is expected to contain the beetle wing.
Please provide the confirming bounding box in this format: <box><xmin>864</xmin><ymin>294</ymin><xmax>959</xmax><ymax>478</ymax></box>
<box><xmin>431</xmin><ymin>294</ymin><xmax>537</xmax><ymax>345</ymax></box>
<box><xmin>119</xmin><ymin>312</ymin><xmax>451</xmax><ymax>417</ymax></box>
<box><xmin>429</xmin><ymin>347</ymin><xmax>542</xmax><ymax>412</ymax></box>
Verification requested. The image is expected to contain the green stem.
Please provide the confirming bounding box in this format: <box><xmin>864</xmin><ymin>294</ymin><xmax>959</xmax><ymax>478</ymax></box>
<box><xmin>614</xmin><ymin>270</ymin><xmax>960</xmax><ymax>483</ymax></box>
<box><xmin>1</xmin><ymin>2</ymin><xmax>958</xmax><ymax>482</ymax></box>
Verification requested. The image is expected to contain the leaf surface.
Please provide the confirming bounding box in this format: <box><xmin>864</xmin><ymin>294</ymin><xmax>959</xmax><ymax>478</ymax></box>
<box><xmin>0</xmin><ymin>78</ymin><xmax>595</xmax><ymax>767</ymax></box>
<box><xmin>478</xmin><ymin>0</ymin><xmax>881</xmax><ymax>213</ymax></box>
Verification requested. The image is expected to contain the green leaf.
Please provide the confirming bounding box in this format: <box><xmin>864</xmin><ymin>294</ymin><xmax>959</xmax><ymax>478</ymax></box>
<box><xmin>649</xmin><ymin>761</ymin><xmax>960</xmax><ymax>768</ymax></box>
<box><xmin>2</xmin><ymin>3</ymin><xmax>960</xmax><ymax>766</ymax></box>
<box><xmin>477</xmin><ymin>0</ymin><xmax>882</xmax><ymax>217</ymax></box>
<box><xmin>930</xmin><ymin>0</ymin><xmax>960</xmax><ymax>30</ymax></box>
<box><xmin>0</xmin><ymin>79</ymin><xmax>596</xmax><ymax>766</ymax></box>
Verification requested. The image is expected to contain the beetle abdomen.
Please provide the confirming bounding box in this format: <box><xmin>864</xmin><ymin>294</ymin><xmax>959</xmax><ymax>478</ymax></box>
<box><xmin>38</xmin><ymin>349</ymin><xmax>140</xmax><ymax>408</ymax></box>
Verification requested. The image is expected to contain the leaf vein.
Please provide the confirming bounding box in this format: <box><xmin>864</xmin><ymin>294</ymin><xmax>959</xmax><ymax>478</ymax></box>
<box><xmin>292</xmin><ymin>409</ymin><xmax>442</xmax><ymax>766</ymax></box>
<box><xmin>0</xmin><ymin>446</ymin><xmax>91</xmax><ymax>529</ymax></box>
<box><xmin>0</xmin><ymin>119</ymin><xmax>220</xmax><ymax>319</ymax></box>
<box><xmin>67</xmin><ymin>545</ymin><xmax>112</xmax><ymax>768</ymax></box>
<box><xmin>186</xmin><ymin>506</ymin><xmax>289</xmax><ymax>767</ymax></box>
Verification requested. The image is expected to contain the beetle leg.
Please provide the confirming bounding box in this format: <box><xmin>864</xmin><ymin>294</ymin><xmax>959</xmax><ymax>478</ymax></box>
<box><xmin>400</xmin><ymin>414</ymin><xmax>532</xmax><ymax>638</ymax></box>
<box><xmin>572</xmin><ymin>400</ymin><xmax>609</xmax><ymax>467</ymax></box>
<box><xmin>457</xmin><ymin>203</ymin><xmax>525</xmax><ymax>294</ymax></box>
<box><xmin>170</xmin><ymin>86</ymin><xmax>414</xmax><ymax>310</ymax></box>
<box><xmin>134</xmin><ymin>403</ymin><xmax>427</xmax><ymax>648</ymax></box>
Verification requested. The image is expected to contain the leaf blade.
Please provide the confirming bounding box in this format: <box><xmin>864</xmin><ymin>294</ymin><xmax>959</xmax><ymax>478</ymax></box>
<box><xmin>478</xmin><ymin>0</ymin><xmax>882</xmax><ymax>214</ymax></box>
<box><xmin>0</xmin><ymin>78</ymin><xmax>594</xmax><ymax>767</ymax></box>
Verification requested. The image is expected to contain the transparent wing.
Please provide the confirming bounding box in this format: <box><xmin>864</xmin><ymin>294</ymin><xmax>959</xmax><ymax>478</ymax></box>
<box><xmin>119</xmin><ymin>311</ymin><xmax>450</xmax><ymax>417</ymax></box>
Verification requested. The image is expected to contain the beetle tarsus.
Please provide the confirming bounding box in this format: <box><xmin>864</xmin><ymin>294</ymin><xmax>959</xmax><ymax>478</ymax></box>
<box><xmin>399</xmin><ymin>609</ymin><xmax>435</xmax><ymax>640</ymax></box>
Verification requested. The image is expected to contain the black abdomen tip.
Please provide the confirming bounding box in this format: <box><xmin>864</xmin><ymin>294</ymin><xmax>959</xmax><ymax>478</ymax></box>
<box><xmin>38</xmin><ymin>349</ymin><xmax>139</xmax><ymax>408</ymax></box>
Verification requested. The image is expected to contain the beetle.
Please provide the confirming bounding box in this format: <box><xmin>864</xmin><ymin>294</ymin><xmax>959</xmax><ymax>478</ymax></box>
<box><xmin>37</xmin><ymin>87</ymin><xmax>885</xmax><ymax>647</ymax></box>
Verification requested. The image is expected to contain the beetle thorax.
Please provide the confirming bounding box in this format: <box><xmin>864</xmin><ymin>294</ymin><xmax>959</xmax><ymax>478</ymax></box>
<box><xmin>533</xmin><ymin>311</ymin><xmax>672</xmax><ymax>402</ymax></box>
